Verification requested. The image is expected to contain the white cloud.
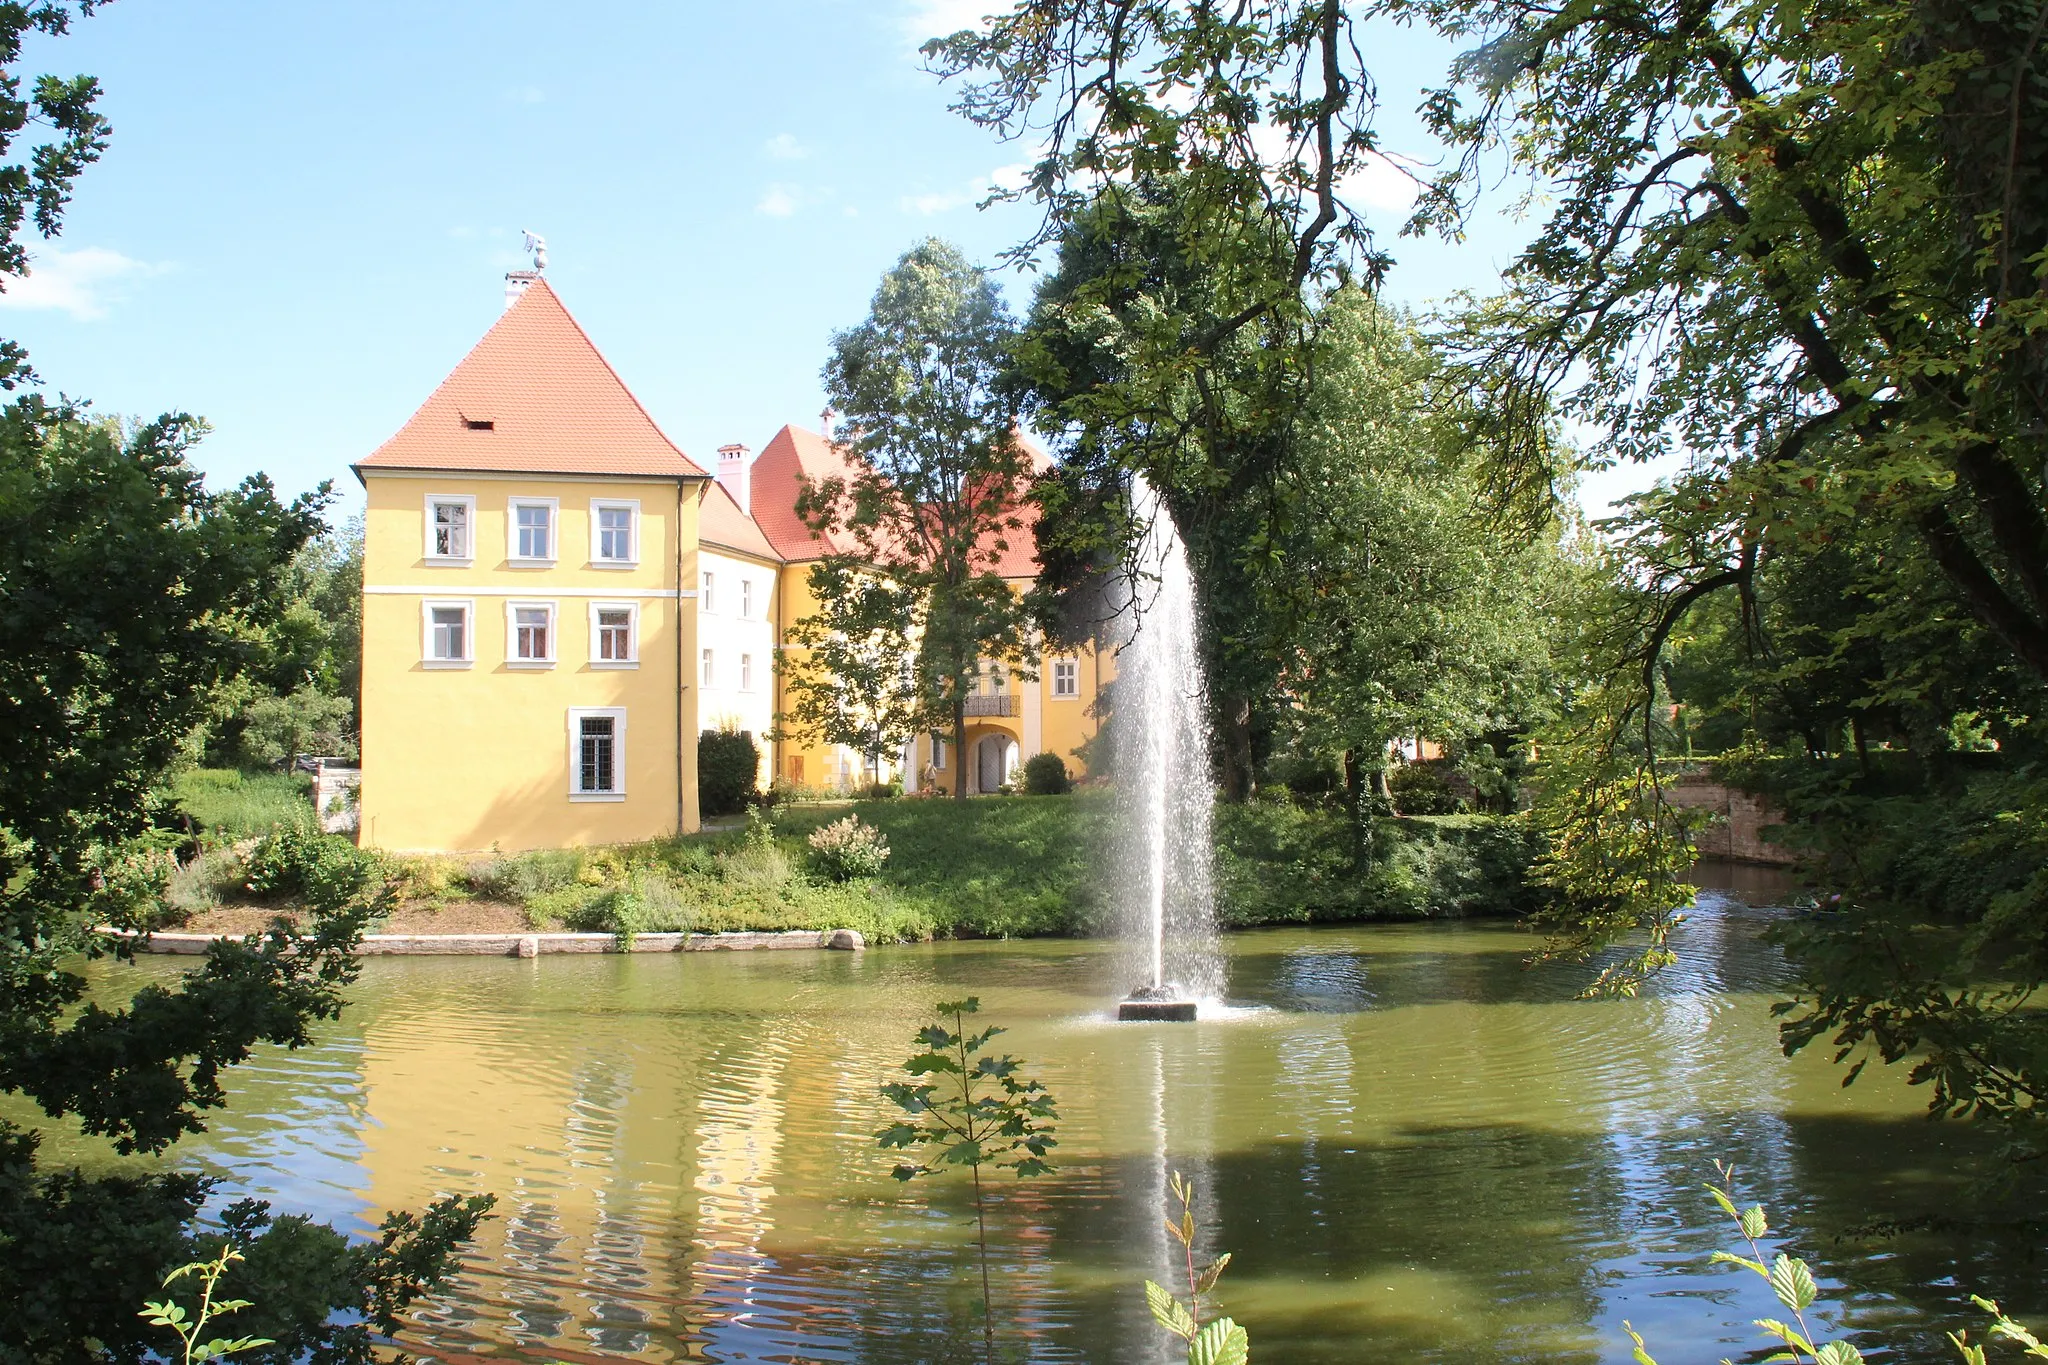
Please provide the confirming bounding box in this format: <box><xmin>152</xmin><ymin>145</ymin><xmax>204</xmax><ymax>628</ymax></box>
<box><xmin>900</xmin><ymin>0</ymin><xmax>994</xmax><ymax>46</ymax></box>
<box><xmin>765</xmin><ymin>132</ymin><xmax>808</xmax><ymax>161</ymax></box>
<box><xmin>1337</xmin><ymin>151</ymin><xmax>1426</xmax><ymax>216</ymax></box>
<box><xmin>901</xmin><ymin>162</ymin><xmax>1034</xmax><ymax>216</ymax></box>
<box><xmin>756</xmin><ymin>184</ymin><xmax>801</xmax><ymax>218</ymax></box>
<box><xmin>0</xmin><ymin>245</ymin><xmax>160</xmax><ymax>320</ymax></box>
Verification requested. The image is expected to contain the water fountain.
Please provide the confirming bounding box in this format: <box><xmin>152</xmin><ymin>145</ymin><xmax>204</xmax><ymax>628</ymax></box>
<box><xmin>1111</xmin><ymin>478</ymin><xmax>1223</xmax><ymax>1021</ymax></box>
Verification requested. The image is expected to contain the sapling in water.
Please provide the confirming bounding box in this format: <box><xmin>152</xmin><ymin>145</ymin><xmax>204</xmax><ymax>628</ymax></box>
<box><xmin>877</xmin><ymin>997</ymin><xmax>1057</xmax><ymax>1365</ymax></box>
<box><xmin>1145</xmin><ymin>1170</ymin><xmax>1249</xmax><ymax>1365</ymax></box>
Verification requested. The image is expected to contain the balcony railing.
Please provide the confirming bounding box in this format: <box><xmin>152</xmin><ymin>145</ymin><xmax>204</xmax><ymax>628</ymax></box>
<box><xmin>963</xmin><ymin>693</ymin><xmax>1019</xmax><ymax>717</ymax></box>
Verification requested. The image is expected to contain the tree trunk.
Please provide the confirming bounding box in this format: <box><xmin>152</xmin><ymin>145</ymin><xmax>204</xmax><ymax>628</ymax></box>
<box><xmin>1369</xmin><ymin>766</ymin><xmax>1392</xmax><ymax>801</ymax></box>
<box><xmin>953</xmin><ymin>700</ymin><xmax>968</xmax><ymax>801</ymax></box>
<box><xmin>1219</xmin><ymin>695</ymin><xmax>1255</xmax><ymax>802</ymax></box>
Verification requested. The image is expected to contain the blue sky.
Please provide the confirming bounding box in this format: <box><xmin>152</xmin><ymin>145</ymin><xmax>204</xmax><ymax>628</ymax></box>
<box><xmin>1</xmin><ymin>1</ymin><xmax>1612</xmax><ymax>519</ymax></box>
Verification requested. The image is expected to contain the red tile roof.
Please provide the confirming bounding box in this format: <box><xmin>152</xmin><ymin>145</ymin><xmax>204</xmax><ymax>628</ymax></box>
<box><xmin>748</xmin><ymin>422</ymin><xmax>1050</xmax><ymax>575</ymax></box>
<box><xmin>748</xmin><ymin>424</ymin><xmax>863</xmax><ymax>563</ymax></box>
<box><xmin>357</xmin><ymin>279</ymin><xmax>705</xmax><ymax>479</ymax></box>
<box><xmin>699</xmin><ymin>479</ymin><xmax>780</xmax><ymax>562</ymax></box>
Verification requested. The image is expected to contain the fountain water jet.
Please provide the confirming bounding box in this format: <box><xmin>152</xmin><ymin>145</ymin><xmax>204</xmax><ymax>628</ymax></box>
<box><xmin>1110</xmin><ymin>478</ymin><xmax>1222</xmax><ymax>1021</ymax></box>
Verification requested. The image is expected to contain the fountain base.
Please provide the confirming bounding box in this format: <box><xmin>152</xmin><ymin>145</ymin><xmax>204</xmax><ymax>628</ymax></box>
<box><xmin>1117</xmin><ymin>985</ymin><xmax>1198</xmax><ymax>1022</ymax></box>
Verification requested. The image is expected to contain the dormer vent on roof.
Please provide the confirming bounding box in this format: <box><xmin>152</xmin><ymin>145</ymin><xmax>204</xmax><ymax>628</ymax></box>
<box><xmin>461</xmin><ymin>416</ymin><xmax>494</xmax><ymax>431</ymax></box>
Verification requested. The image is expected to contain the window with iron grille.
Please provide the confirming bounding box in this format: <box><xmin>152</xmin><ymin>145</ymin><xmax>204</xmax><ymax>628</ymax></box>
<box><xmin>569</xmin><ymin>708</ymin><xmax>626</xmax><ymax>798</ymax></box>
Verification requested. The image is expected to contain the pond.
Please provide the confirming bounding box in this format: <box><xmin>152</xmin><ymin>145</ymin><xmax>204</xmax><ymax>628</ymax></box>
<box><xmin>66</xmin><ymin>868</ymin><xmax>2043</xmax><ymax>1362</ymax></box>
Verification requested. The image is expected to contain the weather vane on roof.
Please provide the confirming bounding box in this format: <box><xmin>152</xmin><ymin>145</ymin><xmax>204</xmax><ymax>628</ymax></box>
<box><xmin>522</xmin><ymin>229</ymin><xmax>548</xmax><ymax>271</ymax></box>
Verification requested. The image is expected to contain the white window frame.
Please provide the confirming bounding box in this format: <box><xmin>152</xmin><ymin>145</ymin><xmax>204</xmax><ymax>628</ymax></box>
<box><xmin>504</xmin><ymin>600</ymin><xmax>557</xmax><ymax>668</ymax></box>
<box><xmin>507</xmin><ymin>496</ymin><xmax>559</xmax><ymax>565</ymax></box>
<box><xmin>423</xmin><ymin>493</ymin><xmax>476</xmax><ymax>564</ymax></box>
<box><xmin>567</xmin><ymin>706</ymin><xmax>627</xmax><ymax>801</ymax></box>
<box><xmin>740</xmin><ymin>652</ymin><xmax>754</xmax><ymax>692</ymax></box>
<box><xmin>701</xmin><ymin>647</ymin><xmax>715</xmax><ymax>688</ymax></box>
<box><xmin>588</xmin><ymin>498</ymin><xmax>640</xmax><ymax>568</ymax></box>
<box><xmin>740</xmin><ymin>577</ymin><xmax>754</xmax><ymax>619</ymax></box>
<box><xmin>931</xmin><ymin>735</ymin><xmax>948</xmax><ymax>770</ymax></box>
<box><xmin>420</xmin><ymin>599</ymin><xmax>474</xmax><ymax>668</ymax></box>
<box><xmin>589</xmin><ymin>601</ymin><xmax>640</xmax><ymax>668</ymax></box>
<box><xmin>701</xmin><ymin>569</ymin><xmax>717</xmax><ymax>614</ymax></box>
<box><xmin>1052</xmin><ymin>657</ymin><xmax>1080</xmax><ymax>699</ymax></box>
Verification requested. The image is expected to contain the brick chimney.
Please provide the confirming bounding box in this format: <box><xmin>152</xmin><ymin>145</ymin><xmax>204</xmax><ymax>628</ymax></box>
<box><xmin>717</xmin><ymin>443</ymin><xmax>751</xmax><ymax>513</ymax></box>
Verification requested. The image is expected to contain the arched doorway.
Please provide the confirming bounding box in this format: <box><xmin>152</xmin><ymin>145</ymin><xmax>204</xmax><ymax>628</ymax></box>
<box><xmin>975</xmin><ymin>734</ymin><xmax>1018</xmax><ymax>794</ymax></box>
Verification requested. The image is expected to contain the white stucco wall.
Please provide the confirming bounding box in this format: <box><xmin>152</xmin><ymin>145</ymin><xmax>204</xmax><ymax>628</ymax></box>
<box><xmin>696</xmin><ymin>548</ymin><xmax>779</xmax><ymax>785</ymax></box>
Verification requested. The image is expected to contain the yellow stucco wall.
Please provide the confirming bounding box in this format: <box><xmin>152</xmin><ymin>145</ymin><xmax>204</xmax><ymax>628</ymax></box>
<box><xmin>357</xmin><ymin>471</ymin><xmax>702</xmax><ymax>852</ymax></box>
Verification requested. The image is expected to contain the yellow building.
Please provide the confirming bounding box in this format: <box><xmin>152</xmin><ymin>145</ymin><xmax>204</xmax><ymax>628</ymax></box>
<box><xmin>356</xmin><ymin>272</ymin><xmax>1107</xmax><ymax>852</ymax></box>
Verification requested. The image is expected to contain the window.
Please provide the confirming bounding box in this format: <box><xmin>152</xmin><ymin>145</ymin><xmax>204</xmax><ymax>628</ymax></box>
<box><xmin>1052</xmin><ymin>657</ymin><xmax>1079</xmax><ymax>698</ymax></box>
<box><xmin>507</xmin><ymin>602</ymin><xmax>554</xmax><ymax>666</ymax></box>
<box><xmin>701</xmin><ymin>648</ymin><xmax>715</xmax><ymax>687</ymax></box>
<box><xmin>422</xmin><ymin>601</ymin><xmax>473</xmax><ymax>667</ymax></box>
<box><xmin>931</xmin><ymin>736</ymin><xmax>947</xmax><ymax>770</ymax></box>
<box><xmin>740</xmin><ymin>578</ymin><xmax>753</xmax><ymax>618</ymax></box>
<box><xmin>591</xmin><ymin>603</ymin><xmax>637</xmax><ymax>666</ymax></box>
<box><xmin>425</xmin><ymin>495</ymin><xmax>474</xmax><ymax>562</ymax></box>
<box><xmin>740</xmin><ymin>652</ymin><xmax>753</xmax><ymax>691</ymax></box>
<box><xmin>590</xmin><ymin>499</ymin><xmax>638</xmax><ymax>565</ymax></box>
<box><xmin>568</xmin><ymin>708</ymin><xmax>627</xmax><ymax>799</ymax></box>
<box><xmin>701</xmin><ymin>569</ymin><xmax>716</xmax><ymax>613</ymax></box>
<box><xmin>509</xmin><ymin>498</ymin><xmax>557</xmax><ymax>563</ymax></box>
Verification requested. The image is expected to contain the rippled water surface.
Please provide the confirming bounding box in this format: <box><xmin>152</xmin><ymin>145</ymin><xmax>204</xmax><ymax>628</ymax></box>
<box><xmin>56</xmin><ymin>871</ymin><xmax>2044</xmax><ymax>1363</ymax></box>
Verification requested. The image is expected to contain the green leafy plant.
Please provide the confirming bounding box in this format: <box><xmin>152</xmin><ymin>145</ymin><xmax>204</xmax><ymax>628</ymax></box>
<box><xmin>807</xmin><ymin>813</ymin><xmax>890</xmax><ymax>881</ymax></box>
<box><xmin>138</xmin><ymin>1245</ymin><xmax>273</xmax><ymax>1365</ymax></box>
<box><xmin>1145</xmin><ymin>1170</ymin><xmax>1249</xmax><ymax>1365</ymax></box>
<box><xmin>697</xmin><ymin>728</ymin><xmax>761</xmax><ymax>818</ymax></box>
<box><xmin>1022</xmin><ymin>751</ymin><xmax>1071</xmax><ymax>796</ymax></box>
<box><xmin>1623</xmin><ymin>1164</ymin><xmax>2048</xmax><ymax>1365</ymax></box>
<box><xmin>877</xmin><ymin>997</ymin><xmax>1058</xmax><ymax>1365</ymax></box>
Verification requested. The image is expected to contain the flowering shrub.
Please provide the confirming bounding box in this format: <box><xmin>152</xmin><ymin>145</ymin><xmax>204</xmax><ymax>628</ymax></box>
<box><xmin>807</xmin><ymin>814</ymin><xmax>890</xmax><ymax>881</ymax></box>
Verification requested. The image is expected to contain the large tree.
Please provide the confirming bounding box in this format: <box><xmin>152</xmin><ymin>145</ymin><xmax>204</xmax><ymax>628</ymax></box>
<box><xmin>0</xmin><ymin>8</ymin><xmax>487</xmax><ymax>1357</ymax></box>
<box><xmin>797</xmin><ymin>239</ymin><xmax>1040</xmax><ymax>798</ymax></box>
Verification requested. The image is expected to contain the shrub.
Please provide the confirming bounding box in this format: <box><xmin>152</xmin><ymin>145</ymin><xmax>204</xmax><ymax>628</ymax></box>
<box><xmin>1389</xmin><ymin>760</ymin><xmax>1468</xmax><ymax>815</ymax></box>
<box><xmin>163</xmin><ymin>847</ymin><xmax>246</xmax><ymax>919</ymax></box>
<box><xmin>807</xmin><ymin>814</ymin><xmax>890</xmax><ymax>881</ymax></box>
<box><xmin>1023</xmin><ymin>752</ymin><xmax>1072</xmax><ymax>796</ymax></box>
<box><xmin>698</xmin><ymin>729</ymin><xmax>761</xmax><ymax>818</ymax></box>
<box><xmin>464</xmin><ymin>848</ymin><xmax>583</xmax><ymax>903</ymax></box>
<box><xmin>242</xmin><ymin>822</ymin><xmax>384</xmax><ymax>918</ymax></box>
<box><xmin>858</xmin><ymin>779</ymin><xmax>903</xmax><ymax>801</ymax></box>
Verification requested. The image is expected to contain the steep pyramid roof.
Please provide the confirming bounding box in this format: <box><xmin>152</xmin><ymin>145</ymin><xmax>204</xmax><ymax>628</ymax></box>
<box><xmin>357</xmin><ymin>279</ymin><xmax>705</xmax><ymax>479</ymax></box>
<box><xmin>699</xmin><ymin>479</ymin><xmax>780</xmax><ymax>562</ymax></box>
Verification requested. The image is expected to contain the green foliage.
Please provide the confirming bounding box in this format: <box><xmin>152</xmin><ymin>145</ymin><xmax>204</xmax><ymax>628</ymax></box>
<box><xmin>1733</xmin><ymin>758</ymin><xmax>2048</xmax><ymax>1163</ymax></box>
<box><xmin>1145</xmin><ymin>1172</ymin><xmax>1249</xmax><ymax>1365</ymax></box>
<box><xmin>169</xmin><ymin>769</ymin><xmax>316</xmax><ymax>839</ymax></box>
<box><xmin>878</xmin><ymin>997</ymin><xmax>1057</xmax><ymax>1364</ymax></box>
<box><xmin>231</xmin><ymin>687</ymin><xmax>354</xmax><ymax>768</ymax></box>
<box><xmin>798</xmin><ymin>239</ymin><xmax>1040</xmax><ymax>797</ymax></box>
<box><xmin>1212</xmin><ymin>795</ymin><xmax>1543</xmax><ymax>925</ymax></box>
<box><xmin>1389</xmin><ymin>761</ymin><xmax>1466</xmax><ymax>815</ymax></box>
<box><xmin>138</xmin><ymin>1245</ymin><xmax>272</xmax><ymax>1365</ymax></box>
<box><xmin>241</xmin><ymin>824</ymin><xmax>388</xmax><ymax>921</ymax></box>
<box><xmin>805</xmin><ymin>814</ymin><xmax>891</xmax><ymax>882</ymax></box>
<box><xmin>1021</xmin><ymin>751</ymin><xmax>1071</xmax><ymax>795</ymax></box>
<box><xmin>697</xmin><ymin>728</ymin><xmax>761</xmax><ymax>818</ymax></box>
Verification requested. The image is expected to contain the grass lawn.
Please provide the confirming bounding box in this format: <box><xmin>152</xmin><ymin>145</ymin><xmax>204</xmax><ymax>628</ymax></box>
<box><xmin>170</xmin><ymin>767</ymin><xmax>316</xmax><ymax>837</ymax></box>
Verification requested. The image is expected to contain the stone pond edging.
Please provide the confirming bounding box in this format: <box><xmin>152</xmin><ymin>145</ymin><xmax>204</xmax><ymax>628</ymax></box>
<box><xmin>125</xmin><ymin>928</ymin><xmax>868</xmax><ymax>957</ymax></box>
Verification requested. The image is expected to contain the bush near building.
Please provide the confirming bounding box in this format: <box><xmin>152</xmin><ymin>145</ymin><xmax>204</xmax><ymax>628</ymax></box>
<box><xmin>698</xmin><ymin>730</ymin><xmax>762</xmax><ymax>818</ymax></box>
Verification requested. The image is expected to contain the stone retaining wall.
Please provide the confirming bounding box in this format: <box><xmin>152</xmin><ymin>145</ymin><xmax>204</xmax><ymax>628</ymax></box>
<box><xmin>1663</xmin><ymin>773</ymin><xmax>1797</xmax><ymax>866</ymax></box>
<box><xmin>129</xmin><ymin>927</ymin><xmax>867</xmax><ymax>957</ymax></box>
